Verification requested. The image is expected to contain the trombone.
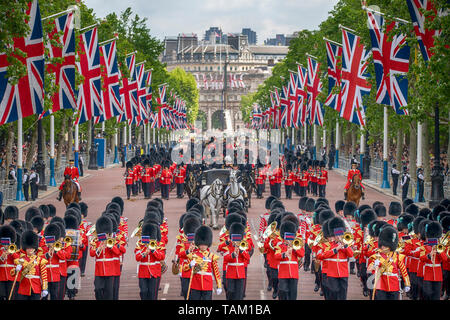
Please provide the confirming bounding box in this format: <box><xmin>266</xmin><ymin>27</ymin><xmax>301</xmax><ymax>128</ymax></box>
<box><xmin>262</xmin><ymin>221</ymin><xmax>277</xmax><ymax>240</ymax></box>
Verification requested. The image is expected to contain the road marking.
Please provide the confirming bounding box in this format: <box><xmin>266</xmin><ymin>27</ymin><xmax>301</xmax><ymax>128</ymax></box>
<box><xmin>163</xmin><ymin>283</ymin><xmax>170</xmax><ymax>295</ymax></box>
<box><xmin>260</xmin><ymin>289</ymin><xmax>265</xmax><ymax>300</ymax></box>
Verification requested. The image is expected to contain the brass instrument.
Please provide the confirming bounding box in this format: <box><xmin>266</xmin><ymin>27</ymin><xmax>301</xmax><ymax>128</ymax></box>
<box><xmin>440</xmin><ymin>231</ymin><xmax>449</xmax><ymax>247</ymax></box>
<box><xmin>257</xmin><ymin>241</ymin><xmax>265</xmax><ymax>253</ymax></box>
<box><xmin>312</xmin><ymin>231</ymin><xmax>323</xmax><ymax>247</ymax></box>
<box><xmin>106</xmin><ymin>237</ymin><xmax>116</xmax><ymax>249</ymax></box>
<box><xmin>131</xmin><ymin>220</ymin><xmax>144</xmax><ymax>238</ymax></box>
<box><xmin>263</xmin><ymin>221</ymin><xmax>277</xmax><ymax>240</ymax></box>
<box><xmin>148</xmin><ymin>240</ymin><xmax>158</xmax><ymax>251</ymax></box>
<box><xmin>64</xmin><ymin>236</ymin><xmax>73</xmax><ymax>246</ymax></box>
<box><xmin>86</xmin><ymin>225</ymin><xmax>96</xmax><ymax>237</ymax></box>
<box><xmin>238</xmin><ymin>240</ymin><xmax>249</xmax><ymax>251</ymax></box>
<box><xmin>292</xmin><ymin>238</ymin><xmax>304</xmax><ymax>250</ymax></box>
<box><xmin>436</xmin><ymin>243</ymin><xmax>445</xmax><ymax>254</ymax></box>
<box><xmin>342</xmin><ymin>232</ymin><xmax>354</xmax><ymax>246</ymax></box>
<box><xmin>8</xmin><ymin>244</ymin><xmax>17</xmax><ymax>254</ymax></box>
<box><xmin>53</xmin><ymin>241</ymin><xmax>63</xmax><ymax>252</ymax></box>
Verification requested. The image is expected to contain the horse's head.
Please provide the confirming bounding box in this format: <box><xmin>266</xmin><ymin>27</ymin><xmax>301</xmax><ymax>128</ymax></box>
<box><xmin>212</xmin><ymin>179</ymin><xmax>223</xmax><ymax>194</ymax></box>
<box><xmin>64</xmin><ymin>174</ymin><xmax>71</xmax><ymax>180</ymax></box>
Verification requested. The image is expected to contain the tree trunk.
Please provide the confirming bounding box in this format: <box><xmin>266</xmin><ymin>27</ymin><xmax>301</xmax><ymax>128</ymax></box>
<box><xmin>409</xmin><ymin>120</ymin><xmax>417</xmax><ymax>198</ymax></box>
<box><xmin>396</xmin><ymin>128</ymin><xmax>403</xmax><ymax>169</ymax></box>
<box><xmin>25</xmin><ymin>124</ymin><xmax>38</xmax><ymax>170</ymax></box>
<box><xmin>66</xmin><ymin>116</ymin><xmax>73</xmax><ymax>163</ymax></box>
<box><xmin>422</xmin><ymin>120</ymin><xmax>431</xmax><ymax>182</ymax></box>
<box><xmin>6</xmin><ymin>123</ymin><xmax>15</xmax><ymax>169</ymax></box>
<box><xmin>56</xmin><ymin>112</ymin><xmax>67</xmax><ymax>168</ymax></box>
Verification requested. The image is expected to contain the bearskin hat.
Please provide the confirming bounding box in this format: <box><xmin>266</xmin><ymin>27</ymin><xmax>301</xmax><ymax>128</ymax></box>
<box><xmin>21</xmin><ymin>230</ymin><xmax>39</xmax><ymax>250</ymax></box>
<box><xmin>0</xmin><ymin>225</ymin><xmax>16</xmax><ymax>244</ymax></box>
<box><xmin>298</xmin><ymin>197</ymin><xmax>309</xmax><ymax>210</ymax></box>
<box><xmin>270</xmin><ymin>200</ymin><xmax>285</xmax><ymax>212</ymax></box>
<box><xmin>225</xmin><ymin>213</ymin><xmax>243</xmax><ymax>231</ymax></box>
<box><xmin>25</xmin><ymin>206</ymin><xmax>42</xmax><ymax>222</ymax></box>
<box><xmin>67</xmin><ymin>202</ymin><xmax>81</xmax><ymax>213</ymax></box>
<box><xmin>229</xmin><ymin>222</ymin><xmax>246</xmax><ymax>238</ymax></box>
<box><xmin>425</xmin><ymin>221</ymin><xmax>442</xmax><ymax>239</ymax></box>
<box><xmin>126</xmin><ymin>161</ymin><xmax>133</xmax><ymax>169</ymax></box>
<box><xmin>343</xmin><ymin>201</ymin><xmax>356</xmax><ymax>217</ymax></box>
<box><xmin>280</xmin><ymin>221</ymin><xmax>297</xmax><ymax>240</ymax></box>
<box><xmin>64</xmin><ymin>215</ymin><xmax>79</xmax><ymax>230</ymax></box>
<box><xmin>305</xmin><ymin>198</ymin><xmax>316</xmax><ymax>212</ymax></box>
<box><xmin>441</xmin><ymin>216</ymin><xmax>450</xmax><ymax>233</ymax></box>
<box><xmin>316</xmin><ymin>197</ymin><xmax>329</xmax><ymax>207</ymax></box>
<box><xmin>38</xmin><ymin>205</ymin><xmax>49</xmax><ymax>219</ymax></box>
<box><xmin>50</xmin><ymin>216</ymin><xmax>65</xmax><ymax>227</ymax></box>
<box><xmin>47</xmin><ymin>204</ymin><xmax>56</xmax><ymax>218</ymax></box>
<box><xmin>439</xmin><ymin>212</ymin><xmax>450</xmax><ymax>224</ymax></box>
<box><xmin>79</xmin><ymin>202</ymin><xmax>88</xmax><ymax>218</ymax></box>
<box><xmin>183</xmin><ymin>216</ymin><xmax>201</xmax><ymax>235</ymax></box>
<box><xmin>194</xmin><ymin>225</ymin><xmax>213</xmax><ymax>247</ymax></box>
<box><xmin>144</xmin><ymin>211</ymin><xmax>161</xmax><ymax>226</ymax></box>
<box><xmin>412</xmin><ymin>216</ymin><xmax>426</xmax><ymax>235</ymax></box>
<box><xmin>152</xmin><ymin>197</ymin><xmax>164</xmax><ymax>211</ymax></box>
<box><xmin>378</xmin><ymin>226</ymin><xmax>398</xmax><ymax>252</ymax></box>
<box><xmin>44</xmin><ymin>223</ymin><xmax>61</xmax><ymax>239</ymax></box>
<box><xmin>327</xmin><ymin>217</ymin><xmax>346</xmax><ymax>237</ymax></box>
<box><xmin>388</xmin><ymin>201</ymin><xmax>402</xmax><ymax>217</ymax></box>
<box><xmin>418</xmin><ymin>219</ymin><xmax>432</xmax><ymax>240</ymax></box>
<box><xmin>402</xmin><ymin>198</ymin><xmax>414</xmax><ymax>211</ymax></box>
<box><xmin>361</xmin><ymin>209</ymin><xmax>377</xmax><ymax>228</ymax></box>
<box><xmin>4</xmin><ymin>206</ymin><xmax>19</xmax><ymax>220</ymax></box>
<box><xmin>358</xmin><ymin>204</ymin><xmax>372</xmax><ymax>214</ymax></box>
<box><xmin>319</xmin><ymin>209</ymin><xmax>334</xmax><ymax>225</ymax></box>
<box><xmin>106</xmin><ymin>202</ymin><xmax>121</xmax><ymax>214</ymax></box>
<box><xmin>65</xmin><ymin>208</ymin><xmax>81</xmax><ymax>224</ymax></box>
<box><xmin>103</xmin><ymin>213</ymin><xmax>118</xmax><ymax>232</ymax></box>
<box><xmin>374</xmin><ymin>205</ymin><xmax>387</xmax><ymax>218</ymax></box>
<box><xmin>440</xmin><ymin>198</ymin><xmax>450</xmax><ymax>208</ymax></box>
<box><xmin>418</xmin><ymin>207</ymin><xmax>431</xmax><ymax>219</ymax></box>
<box><xmin>405</xmin><ymin>203</ymin><xmax>419</xmax><ymax>217</ymax></box>
<box><xmin>397</xmin><ymin>214</ymin><xmax>414</xmax><ymax>232</ymax></box>
<box><xmin>281</xmin><ymin>212</ymin><xmax>299</xmax><ymax>228</ymax></box>
<box><xmin>236</xmin><ymin>210</ymin><xmax>247</xmax><ymax>225</ymax></box>
<box><xmin>96</xmin><ymin>216</ymin><xmax>113</xmax><ymax>235</ymax></box>
<box><xmin>334</xmin><ymin>200</ymin><xmax>345</xmax><ymax>213</ymax></box>
<box><xmin>187</xmin><ymin>208</ymin><xmax>202</xmax><ymax>219</ymax></box>
<box><xmin>186</xmin><ymin>198</ymin><xmax>200</xmax><ymax>211</ymax></box>
<box><xmin>322</xmin><ymin>219</ymin><xmax>333</xmax><ymax>238</ymax></box>
<box><xmin>190</xmin><ymin>203</ymin><xmax>204</xmax><ymax>217</ymax></box>
<box><xmin>142</xmin><ymin>223</ymin><xmax>160</xmax><ymax>241</ymax></box>
<box><xmin>9</xmin><ymin>220</ymin><xmax>23</xmax><ymax>234</ymax></box>
<box><xmin>432</xmin><ymin>205</ymin><xmax>446</xmax><ymax>221</ymax></box>
<box><xmin>372</xmin><ymin>201</ymin><xmax>383</xmax><ymax>209</ymax></box>
<box><xmin>111</xmin><ymin>196</ymin><xmax>125</xmax><ymax>215</ymax></box>
<box><xmin>30</xmin><ymin>216</ymin><xmax>44</xmax><ymax>233</ymax></box>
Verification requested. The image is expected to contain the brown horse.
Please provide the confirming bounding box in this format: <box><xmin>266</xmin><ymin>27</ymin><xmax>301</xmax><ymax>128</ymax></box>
<box><xmin>62</xmin><ymin>175</ymin><xmax>79</xmax><ymax>207</ymax></box>
<box><xmin>347</xmin><ymin>174</ymin><xmax>362</xmax><ymax>206</ymax></box>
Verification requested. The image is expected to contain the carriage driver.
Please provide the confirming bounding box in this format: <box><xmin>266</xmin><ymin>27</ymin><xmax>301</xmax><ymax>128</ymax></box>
<box><xmin>57</xmin><ymin>159</ymin><xmax>82</xmax><ymax>201</ymax></box>
<box><xmin>344</xmin><ymin>159</ymin><xmax>364</xmax><ymax>200</ymax></box>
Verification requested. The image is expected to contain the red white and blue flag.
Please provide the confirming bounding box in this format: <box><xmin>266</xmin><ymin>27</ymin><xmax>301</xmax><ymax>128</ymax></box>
<box><xmin>157</xmin><ymin>84</ymin><xmax>167</xmax><ymax>128</ymax></box>
<box><xmin>279</xmin><ymin>85</ymin><xmax>289</xmax><ymax>128</ymax></box>
<box><xmin>75</xmin><ymin>27</ymin><xmax>102</xmax><ymax>125</ymax></box>
<box><xmin>296</xmin><ymin>64</ymin><xmax>308</xmax><ymax>127</ymax></box>
<box><xmin>99</xmin><ymin>40</ymin><xmax>122</xmax><ymax>122</ymax></box>
<box><xmin>142</xmin><ymin>70</ymin><xmax>152</xmax><ymax>124</ymax></box>
<box><xmin>339</xmin><ymin>29</ymin><xmax>371</xmax><ymax>127</ymax></box>
<box><xmin>288</xmin><ymin>71</ymin><xmax>298</xmax><ymax>128</ymax></box>
<box><xmin>0</xmin><ymin>0</ymin><xmax>45</xmax><ymax>126</ymax></box>
<box><xmin>367</xmin><ymin>10</ymin><xmax>410</xmax><ymax>115</ymax></box>
<box><xmin>134</xmin><ymin>63</ymin><xmax>147</xmax><ymax>125</ymax></box>
<box><xmin>43</xmin><ymin>11</ymin><xmax>76</xmax><ymax>118</ymax></box>
<box><xmin>306</xmin><ymin>56</ymin><xmax>324</xmax><ymax>126</ymax></box>
<box><xmin>119</xmin><ymin>54</ymin><xmax>138</xmax><ymax>123</ymax></box>
<box><xmin>324</xmin><ymin>40</ymin><xmax>343</xmax><ymax>113</ymax></box>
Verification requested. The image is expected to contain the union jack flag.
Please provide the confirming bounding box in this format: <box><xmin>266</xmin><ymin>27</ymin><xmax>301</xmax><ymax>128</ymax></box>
<box><xmin>406</xmin><ymin>0</ymin><xmax>445</xmax><ymax>62</ymax></box>
<box><xmin>324</xmin><ymin>40</ymin><xmax>343</xmax><ymax>112</ymax></box>
<box><xmin>296</xmin><ymin>64</ymin><xmax>308</xmax><ymax>127</ymax></box>
<box><xmin>270</xmin><ymin>90</ymin><xmax>279</xmax><ymax>129</ymax></box>
<box><xmin>75</xmin><ymin>27</ymin><xmax>102</xmax><ymax>125</ymax></box>
<box><xmin>133</xmin><ymin>63</ymin><xmax>146</xmax><ymax>125</ymax></box>
<box><xmin>367</xmin><ymin>10</ymin><xmax>410</xmax><ymax>115</ymax></box>
<box><xmin>339</xmin><ymin>29</ymin><xmax>372</xmax><ymax>127</ymax></box>
<box><xmin>143</xmin><ymin>70</ymin><xmax>152</xmax><ymax>124</ymax></box>
<box><xmin>99</xmin><ymin>40</ymin><xmax>122</xmax><ymax>121</ymax></box>
<box><xmin>0</xmin><ymin>0</ymin><xmax>44</xmax><ymax>126</ymax></box>
<box><xmin>288</xmin><ymin>71</ymin><xmax>298</xmax><ymax>128</ymax></box>
<box><xmin>279</xmin><ymin>85</ymin><xmax>289</xmax><ymax>128</ymax></box>
<box><xmin>119</xmin><ymin>54</ymin><xmax>138</xmax><ymax>123</ymax></box>
<box><xmin>43</xmin><ymin>11</ymin><xmax>76</xmax><ymax>118</ymax></box>
<box><xmin>307</xmin><ymin>56</ymin><xmax>324</xmax><ymax>126</ymax></box>
<box><xmin>157</xmin><ymin>84</ymin><xmax>167</xmax><ymax>128</ymax></box>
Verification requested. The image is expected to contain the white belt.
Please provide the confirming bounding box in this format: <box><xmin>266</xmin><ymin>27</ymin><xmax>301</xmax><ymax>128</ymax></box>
<box><xmin>47</xmin><ymin>264</ymin><xmax>59</xmax><ymax>268</ymax></box>
<box><xmin>59</xmin><ymin>260</ymin><xmax>66</xmax><ymax>263</ymax></box>
<box><xmin>139</xmin><ymin>262</ymin><xmax>160</xmax><ymax>266</ymax></box>
<box><xmin>280</xmin><ymin>261</ymin><xmax>297</xmax><ymax>265</ymax></box>
<box><xmin>381</xmin><ymin>272</ymin><xmax>398</xmax><ymax>277</ymax></box>
<box><xmin>96</xmin><ymin>258</ymin><xmax>119</xmax><ymax>262</ymax></box>
<box><xmin>24</xmin><ymin>275</ymin><xmax>40</xmax><ymax>279</ymax></box>
<box><xmin>196</xmin><ymin>271</ymin><xmax>212</xmax><ymax>276</ymax></box>
<box><xmin>425</xmin><ymin>264</ymin><xmax>441</xmax><ymax>268</ymax></box>
<box><xmin>227</xmin><ymin>263</ymin><xmax>244</xmax><ymax>266</ymax></box>
<box><xmin>0</xmin><ymin>264</ymin><xmax>14</xmax><ymax>268</ymax></box>
<box><xmin>325</xmin><ymin>258</ymin><xmax>348</xmax><ymax>262</ymax></box>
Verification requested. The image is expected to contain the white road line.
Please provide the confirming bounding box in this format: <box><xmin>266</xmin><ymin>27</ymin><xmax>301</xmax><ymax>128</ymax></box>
<box><xmin>260</xmin><ymin>289</ymin><xmax>265</xmax><ymax>300</ymax></box>
<box><xmin>163</xmin><ymin>283</ymin><xmax>170</xmax><ymax>295</ymax></box>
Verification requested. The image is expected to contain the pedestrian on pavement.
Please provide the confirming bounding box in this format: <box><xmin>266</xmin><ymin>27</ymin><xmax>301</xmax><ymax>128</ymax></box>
<box><xmin>22</xmin><ymin>168</ymin><xmax>30</xmax><ymax>201</ymax></box>
<box><xmin>391</xmin><ymin>163</ymin><xmax>400</xmax><ymax>196</ymax></box>
<box><xmin>400</xmin><ymin>166</ymin><xmax>410</xmax><ymax>201</ymax></box>
<box><xmin>417</xmin><ymin>167</ymin><xmax>425</xmax><ymax>202</ymax></box>
<box><xmin>8</xmin><ymin>164</ymin><xmax>16</xmax><ymax>185</ymax></box>
<box><xmin>328</xmin><ymin>145</ymin><xmax>335</xmax><ymax>170</ymax></box>
<box><xmin>79</xmin><ymin>154</ymin><xmax>84</xmax><ymax>176</ymax></box>
<box><xmin>29</xmin><ymin>167</ymin><xmax>39</xmax><ymax>201</ymax></box>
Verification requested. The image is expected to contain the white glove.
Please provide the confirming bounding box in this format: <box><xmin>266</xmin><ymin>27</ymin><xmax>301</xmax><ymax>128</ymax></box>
<box><xmin>41</xmin><ymin>290</ymin><xmax>48</xmax><ymax>298</ymax></box>
<box><xmin>404</xmin><ymin>286</ymin><xmax>410</xmax><ymax>293</ymax></box>
<box><xmin>373</xmin><ymin>259</ymin><xmax>380</xmax><ymax>268</ymax></box>
<box><xmin>16</xmin><ymin>264</ymin><xmax>22</xmax><ymax>272</ymax></box>
<box><xmin>190</xmin><ymin>260</ymin><xmax>196</xmax><ymax>268</ymax></box>
<box><xmin>216</xmin><ymin>288</ymin><xmax>222</xmax><ymax>295</ymax></box>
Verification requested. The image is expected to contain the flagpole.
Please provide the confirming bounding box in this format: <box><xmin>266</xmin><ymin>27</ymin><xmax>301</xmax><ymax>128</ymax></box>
<box><xmin>313</xmin><ymin>125</ymin><xmax>317</xmax><ymax>160</ymax></box>
<box><xmin>49</xmin><ymin>115</ymin><xmax>56</xmax><ymax>186</ymax></box>
<box><xmin>360</xmin><ymin>126</ymin><xmax>365</xmax><ymax>175</ymax></box>
<box><xmin>123</xmin><ymin>125</ymin><xmax>127</xmax><ymax>162</ymax></box>
<box><xmin>381</xmin><ymin>106</ymin><xmax>390</xmax><ymax>188</ymax></box>
<box><xmin>74</xmin><ymin>124</ymin><xmax>79</xmax><ymax>169</ymax></box>
<box><xmin>79</xmin><ymin>22</ymin><xmax>99</xmax><ymax>33</ymax></box>
<box><xmin>42</xmin><ymin>7</ymin><xmax>76</xmax><ymax>21</ymax></box>
<box><xmin>99</xmin><ymin>37</ymin><xmax>118</xmax><ymax>46</ymax></box>
<box><xmin>334</xmin><ymin>119</ymin><xmax>339</xmax><ymax>168</ymax></box>
<box><xmin>362</xmin><ymin>5</ymin><xmax>410</xmax><ymax>24</ymax></box>
<box><xmin>16</xmin><ymin>118</ymin><xmax>24</xmax><ymax>201</ymax></box>
<box><xmin>323</xmin><ymin>37</ymin><xmax>342</xmax><ymax>47</ymax></box>
<box><xmin>113</xmin><ymin>128</ymin><xmax>119</xmax><ymax>164</ymax></box>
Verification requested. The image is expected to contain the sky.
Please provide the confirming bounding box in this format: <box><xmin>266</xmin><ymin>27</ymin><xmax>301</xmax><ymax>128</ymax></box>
<box><xmin>84</xmin><ymin>0</ymin><xmax>339</xmax><ymax>44</ymax></box>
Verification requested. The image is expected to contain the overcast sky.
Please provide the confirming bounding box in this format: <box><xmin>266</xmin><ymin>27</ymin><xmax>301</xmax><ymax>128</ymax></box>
<box><xmin>84</xmin><ymin>0</ymin><xmax>339</xmax><ymax>44</ymax></box>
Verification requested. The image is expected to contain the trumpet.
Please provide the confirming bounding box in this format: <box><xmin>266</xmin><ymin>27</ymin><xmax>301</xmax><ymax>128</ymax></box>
<box><xmin>64</xmin><ymin>236</ymin><xmax>73</xmax><ymax>246</ymax></box>
<box><xmin>238</xmin><ymin>240</ymin><xmax>249</xmax><ymax>251</ymax></box>
<box><xmin>436</xmin><ymin>243</ymin><xmax>446</xmax><ymax>254</ymax></box>
<box><xmin>263</xmin><ymin>222</ymin><xmax>277</xmax><ymax>240</ymax></box>
<box><xmin>292</xmin><ymin>238</ymin><xmax>304</xmax><ymax>250</ymax></box>
<box><xmin>53</xmin><ymin>241</ymin><xmax>63</xmax><ymax>252</ymax></box>
<box><xmin>342</xmin><ymin>232</ymin><xmax>354</xmax><ymax>246</ymax></box>
<box><xmin>148</xmin><ymin>240</ymin><xmax>158</xmax><ymax>251</ymax></box>
<box><xmin>106</xmin><ymin>237</ymin><xmax>116</xmax><ymax>249</ymax></box>
<box><xmin>8</xmin><ymin>244</ymin><xmax>17</xmax><ymax>254</ymax></box>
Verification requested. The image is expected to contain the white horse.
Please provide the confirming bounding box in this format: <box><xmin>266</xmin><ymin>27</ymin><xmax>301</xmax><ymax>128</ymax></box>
<box><xmin>223</xmin><ymin>170</ymin><xmax>247</xmax><ymax>209</ymax></box>
<box><xmin>200</xmin><ymin>178</ymin><xmax>223</xmax><ymax>229</ymax></box>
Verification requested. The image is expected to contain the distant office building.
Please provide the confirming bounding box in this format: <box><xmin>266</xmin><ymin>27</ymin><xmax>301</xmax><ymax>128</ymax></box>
<box><xmin>242</xmin><ymin>28</ymin><xmax>257</xmax><ymax>45</ymax></box>
<box><xmin>264</xmin><ymin>34</ymin><xmax>286</xmax><ymax>46</ymax></box>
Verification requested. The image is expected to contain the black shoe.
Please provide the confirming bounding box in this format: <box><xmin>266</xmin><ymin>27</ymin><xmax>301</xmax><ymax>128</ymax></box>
<box><xmin>319</xmin><ymin>290</ymin><xmax>323</xmax><ymax>296</ymax></box>
<box><xmin>363</xmin><ymin>289</ymin><xmax>369</xmax><ymax>297</ymax></box>
<box><xmin>57</xmin><ymin>192</ymin><xmax>62</xmax><ymax>201</ymax></box>
<box><xmin>267</xmin><ymin>284</ymin><xmax>272</xmax><ymax>292</ymax></box>
<box><xmin>272</xmin><ymin>290</ymin><xmax>278</xmax><ymax>299</ymax></box>
<box><xmin>357</xmin><ymin>270</ymin><xmax>361</xmax><ymax>277</ymax></box>
<box><xmin>350</xmin><ymin>269</ymin><xmax>355</xmax><ymax>275</ymax></box>
<box><xmin>304</xmin><ymin>265</ymin><xmax>310</xmax><ymax>272</ymax></box>
<box><xmin>314</xmin><ymin>284</ymin><xmax>319</xmax><ymax>292</ymax></box>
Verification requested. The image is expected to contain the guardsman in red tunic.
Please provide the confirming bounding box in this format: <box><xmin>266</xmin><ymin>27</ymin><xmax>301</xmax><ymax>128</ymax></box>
<box><xmin>307</xmin><ymin>160</ymin><xmax>314</xmax><ymax>195</ymax></box>
<box><xmin>160</xmin><ymin>162</ymin><xmax>173</xmax><ymax>200</ymax></box>
<box><xmin>298</xmin><ymin>163</ymin><xmax>309</xmax><ymax>197</ymax></box>
<box><xmin>41</xmin><ymin>224</ymin><xmax>64</xmax><ymax>300</ymax></box>
<box><xmin>344</xmin><ymin>160</ymin><xmax>365</xmax><ymax>200</ymax></box>
<box><xmin>185</xmin><ymin>226</ymin><xmax>222</xmax><ymax>300</ymax></box>
<box><xmin>283</xmin><ymin>164</ymin><xmax>295</xmax><ymax>199</ymax></box>
<box><xmin>135</xmin><ymin>223</ymin><xmax>165</xmax><ymax>300</ymax></box>
<box><xmin>175</xmin><ymin>164</ymin><xmax>186</xmax><ymax>198</ymax></box>
<box><xmin>367</xmin><ymin>227</ymin><xmax>410</xmax><ymax>300</ymax></box>
<box><xmin>255</xmin><ymin>165</ymin><xmax>265</xmax><ymax>199</ymax></box>
<box><xmin>12</xmin><ymin>231</ymin><xmax>48</xmax><ymax>300</ymax></box>
<box><xmin>148</xmin><ymin>163</ymin><xmax>156</xmax><ymax>197</ymax></box>
<box><xmin>57</xmin><ymin>159</ymin><xmax>81</xmax><ymax>201</ymax></box>
<box><xmin>0</xmin><ymin>225</ymin><xmax>20</xmax><ymax>300</ymax></box>
<box><xmin>263</xmin><ymin>216</ymin><xmax>282</xmax><ymax>299</ymax></box>
<box><xmin>141</xmin><ymin>159</ymin><xmax>152</xmax><ymax>199</ymax></box>
<box><xmin>274</xmin><ymin>221</ymin><xmax>305</xmax><ymax>300</ymax></box>
<box><xmin>133</xmin><ymin>159</ymin><xmax>143</xmax><ymax>196</ymax></box>
<box><xmin>317</xmin><ymin>161</ymin><xmax>328</xmax><ymax>197</ymax></box>
<box><xmin>124</xmin><ymin>161</ymin><xmax>135</xmax><ymax>200</ymax></box>
<box><xmin>90</xmin><ymin>217</ymin><xmax>121</xmax><ymax>300</ymax></box>
<box><xmin>440</xmin><ymin>216</ymin><xmax>450</xmax><ymax>300</ymax></box>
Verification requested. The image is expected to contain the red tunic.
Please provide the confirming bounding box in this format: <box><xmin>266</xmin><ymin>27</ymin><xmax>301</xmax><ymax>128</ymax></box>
<box><xmin>367</xmin><ymin>251</ymin><xmax>410</xmax><ymax>292</ymax></box>
<box><xmin>89</xmin><ymin>240</ymin><xmax>121</xmax><ymax>277</ymax></box>
<box><xmin>125</xmin><ymin>169</ymin><xmax>135</xmax><ymax>185</ymax></box>
<box><xmin>135</xmin><ymin>240</ymin><xmax>165</xmax><ymax>278</ymax></box>
<box><xmin>223</xmin><ymin>245</ymin><xmax>250</xmax><ymax>279</ymax></box>
<box><xmin>316</xmin><ymin>242</ymin><xmax>353</xmax><ymax>278</ymax></box>
<box><xmin>160</xmin><ymin>169</ymin><xmax>173</xmax><ymax>185</ymax></box>
<box><xmin>0</xmin><ymin>247</ymin><xmax>20</xmax><ymax>281</ymax></box>
<box><xmin>317</xmin><ymin>169</ymin><xmax>328</xmax><ymax>185</ymax></box>
<box><xmin>273</xmin><ymin>243</ymin><xmax>305</xmax><ymax>279</ymax></box>
<box><xmin>186</xmin><ymin>248</ymin><xmax>222</xmax><ymax>291</ymax></box>
<box><xmin>174</xmin><ymin>166</ymin><xmax>186</xmax><ymax>184</ymax></box>
<box><xmin>14</xmin><ymin>252</ymin><xmax>48</xmax><ymax>296</ymax></box>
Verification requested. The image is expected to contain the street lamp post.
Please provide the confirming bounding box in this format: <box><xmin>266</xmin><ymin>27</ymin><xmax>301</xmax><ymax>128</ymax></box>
<box><xmin>429</xmin><ymin>102</ymin><xmax>444</xmax><ymax>208</ymax></box>
<box><xmin>35</xmin><ymin>119</ymin><xmax>47</xmax><ymax>191</ymax></box>
<box><xmin>362</xmin><ymin>133</ymin><xmax>371</xmax><ymax>179</ymax></box>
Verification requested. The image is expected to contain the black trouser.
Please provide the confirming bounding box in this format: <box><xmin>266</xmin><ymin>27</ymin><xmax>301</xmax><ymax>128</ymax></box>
<box><xmin>285</xmin><ymin>185</ymin><xmax>293</xmax><ymax>199</ymax></box>
<box><xmin>294</xmin><ymin>182</ymin><xmax>300</xmax><ymax>196</ymax></box>
<box><xmin>278</xmin><ymin>278</ymin><xmax>298</xmax><ymax>300</ymax></box>
<box><xmin>139</xmin><ymin>277</ymin><xmax>159</xmax><ymax>300</ymax></box>
<box><xmin>443</xmin><ymin>270</ymin><xmax>449</xmax><ymax>297</ymax></box>
<box><xmin>417</xmin><ymin>276</ymin><xmax>424</xmax><ymax>300</ymax></box>
<box><xmin>417</xmin><ymin>182</ymin><xmax>425</xmax><ymax>202</ymax></box>
<box><xmin>58</xmin><ymin>276</ymin><xmax>66</xmax><ymax>300</ymax></box>
<box><xmin>126</xmin><ymin>184</ymin><xmax>133</xmax><ymax>199</ymax></box>
<box><xmin>226</xmin><ymin>278</ymin><xmax>245</xmax><ymax>300</ymax></box>
<box><xmin>30</xmin><ymin>182</ymin><xmax>38</xmax><ymax>200</ymax></box>
<box><xmin>181</xmin><ymin>277</ymin><xmax>190</xmax><ymax>300</ymax></box>
<box><xmin>189</xmin><ymin>289</ymin><xmax>212</xmax><ymax>300</ymax></box>
<box><xmin>409</xmin><ymin>272</ymin><xmax>418</xmax><ymax>300</ymax></box>
<box><xmin>41</xmin><ymin>281</ymin><xmax>59</xmax><ymax>300</ymax></box>
<box><xmin>79</xmin><ymin>162</ymin><xmax>84</xmax><ymax>176</ymax></box>
<box><xmin>375</xmin><ymin>290</ymin><xmax>399</xmax><ymax>300</ymax></box>
<box><xmin>23</xmin><ymin>183</ymin><xmax>29</xmax><ymax>201</ymax></box>
<box><xmin>349</xmin><ymin>261</ymin><xmax>355</xmax><ymax>273</ymax></box>
<box><xmin>311</xmin><ymin>182</ymin><xmax>318</xmax><ymax>196</ymax></box>
<box><xmin>422</xmin><ymin>280</ymin><xmax>442</xmax><ymax>300</ymax></box>
<box><xmin>304</xmin><ymin>244</ymin><xmax>311</xmax><ymax>270</ymax></box>
<box><xmin>94</xmin><ymin>276</ymin><xmax>114</xmax><ymax>300</ymax></box>
<box><xmin>269</xmin><ymin>267</ymin><xmax>279</xmax><ymax>295</ymax></box>
<box><xmin>318</xmin><ymin>184</ymin><xmax>326</xmax><ymax>197</ymax></box>
<box><xmin>155</xmin><ymin>178</ymin><xmax>160</xmax><ymax>191</ymax></box>
<box><xmin>274</xmin><ymin>183</ymin><xmax>281</xmax><ymax>198</ymax></box>
<box><xmin>269</xmin><ymin>184</ymin><xmax>275</xmax><ymax>197</ymax></box>
<box><xmin>0</xmin><ymin>280</ymin><xmax>13</xmax><ymax>300</ymax></box>
<box><xmin>360</xmin><ymin>262</ymin><xmax>369</xmax><ymax>293</ymax></box>
<box><xmin>16</xmin><ymin>293</ymin><xmax>40</xmax><ymax>300</ymax></box>
<box><xmin>161</xmin><ymin>184</ymin><xmax>170</xmax><ymax>199</ymax></box>
<box><xmin>80</xmin><ymin>246</ymin><xmax>88</xmax><ymax>275</ymax></box>
<box><xmin>401</xmin><ymin>183</ymin><xmax>409</xmax><ymax>200</ymax></box>
<box><xmin>149</xmin><ymin>181</ymin><xmax>155</xmax><ymax>196</ymax></box>
<box><xmin>176</xmin><ymin>183</ymin><xmax>184</xmax><ymax>198</ymax></box>
<box><xmin>299</xmin><ymin>186</ymin><xmax>306</xmax><ymax>197</ymax></box>
<box><xmin>113</xmin><ymin>275</ymin><xmax>120</xmax><ymax>300</ymax></box>
<box><xmin>392</xmin><ymin>176</ymin><xmax>398</xmax><ymax>195</ymax></box>
<box><xmin>138</xmin><ymin>180</ymin><xmax>142</xmax><ymax>193</ymax></box>
<box><xmin>326</xmin><ymin>276</ymin><xmax>348</xmax><ymax>300</ymax></box>
<box><xmin>142</xmin><ymin>182</ymin><xmax>150</xmax><ymax>198</ymax></box>
<box><xmin>321</xmin><ymin>272</ymin><xmax>328</xmax><ymax>299</ymax></box>
<box><xmin>132</xmin><ymin>182</ymin><xmax>138</xmax><ymax>196</ymax></box>
<box><xmin>256</xmin><ymin>184</ymin><xmax>263</xmax><ymax>198</ymax></box>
